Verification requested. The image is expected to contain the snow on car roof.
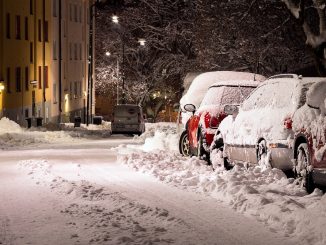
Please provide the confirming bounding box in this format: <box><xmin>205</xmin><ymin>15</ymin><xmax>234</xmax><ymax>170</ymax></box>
<box><xmin>180</xmin><ymin>71</ymin><xmax>265</xmax><ymax>108</ymax></box>
<box><xmin>209</xmin><ymin>79</ymin><xmax>261</xmax><ymax>88</ymax></box>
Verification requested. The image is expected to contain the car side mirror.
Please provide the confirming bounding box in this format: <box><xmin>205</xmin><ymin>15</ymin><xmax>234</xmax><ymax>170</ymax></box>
<box><xmin>184</xmin><ymin>104</ymin><xmax>196</xmax><ymax>114</ymax></box>
<box><xmin>224</xmin><ymin>105</ymin><xmax>238</xmax><ymax>116</ymax></box>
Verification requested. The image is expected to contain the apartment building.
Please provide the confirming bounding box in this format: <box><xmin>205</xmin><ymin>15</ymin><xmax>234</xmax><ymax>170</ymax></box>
<box><xmin>0</xmin><ymin>0</ymin><xmax>94</xmax><ymax>126</ymax></box>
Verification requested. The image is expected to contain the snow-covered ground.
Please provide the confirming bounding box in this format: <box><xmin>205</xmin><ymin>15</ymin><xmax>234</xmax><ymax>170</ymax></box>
<box><xmin>0</xmin><ymin>118</ymin><xmax>325</xmax><ymax>245</ymax></box>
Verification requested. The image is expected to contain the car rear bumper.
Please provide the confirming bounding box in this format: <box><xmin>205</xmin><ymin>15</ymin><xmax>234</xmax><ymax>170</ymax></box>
<box><xmin>111</xmin><ymin>124</ymin><xmax>144</xmax><ymax>134</ymax></box>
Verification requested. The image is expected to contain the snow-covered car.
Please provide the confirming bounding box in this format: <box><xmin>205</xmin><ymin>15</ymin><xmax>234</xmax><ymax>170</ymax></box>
<box><xmin>292</xmin><ymin>81</ymin><xmax>326</xmax><ymax>193</ymax></box>
<box><xmin>183</xmin><ymin>80</ymin><xmax>261</xmax><ymax>159</ymax></box>
<box><xmin>215</xmin><ymin>74</ymin><xmax>326</xmax><ymax>173</ymax></box>
<box><xmin>178</xmin><ymin>71</ymin><xmax>265</xmax><ymax>157</ymax></box>
<box><xmin>111</xmin><ymin>104</ymin><xmax>145</xmax><ymax>136</ymax></box>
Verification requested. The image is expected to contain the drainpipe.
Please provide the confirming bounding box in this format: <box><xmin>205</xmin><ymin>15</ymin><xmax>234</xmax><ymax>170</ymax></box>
<box><xmin>42</xmin><ymin>0</ymin><xmax>46</xmax><ymax>120</ymax></box>
<box><xmin>58</xmin><ymin>0</ymin><xmax>62</xmax><ymax>123</ymax></box>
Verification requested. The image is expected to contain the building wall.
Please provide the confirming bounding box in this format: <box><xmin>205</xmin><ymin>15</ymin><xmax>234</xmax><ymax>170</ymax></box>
<box><xmin>0</xmin><ymin>0</ymin><xmax>94</xmax><ymax>126</ymax></box>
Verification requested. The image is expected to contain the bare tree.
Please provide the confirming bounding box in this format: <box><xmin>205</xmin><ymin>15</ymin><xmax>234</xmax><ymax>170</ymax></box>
<box><xmin>283</xmin><ymin>0</ymin><xmax>326</xmax><ymax>74</ymax></box>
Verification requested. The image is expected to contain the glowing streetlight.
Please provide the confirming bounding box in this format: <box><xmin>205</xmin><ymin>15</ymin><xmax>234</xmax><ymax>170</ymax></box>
<box><xmin>112</xmin><ymin>15</ymin><xmax>119</xmax><ymax>23</ymax></box>
<box><xmin>105</xmin><ymin>51</ymin><xmax>111</xmax><ymax>56</ymax></box>
<box><xmin>0</xmin><ymin>82</ymin><xmax>4</xmax><ymax>92</ymax></box>
<box><xmin>138</xmin><ymin>38</ymin><xmax>146</xmax><ymax>46</ymax></box>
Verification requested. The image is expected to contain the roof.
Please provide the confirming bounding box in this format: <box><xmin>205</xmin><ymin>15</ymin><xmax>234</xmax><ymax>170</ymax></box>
<box><xmin>209</xmin><ymin>80</ymin><xmax>261</xmax><ymax>88</ymax></box>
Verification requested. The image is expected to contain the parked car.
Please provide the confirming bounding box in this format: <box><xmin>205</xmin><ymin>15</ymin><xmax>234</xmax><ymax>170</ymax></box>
<box><xmin>178</xmin><ymin>71</ymin><xmax>265</xmax><ymax>157</ymax></box>
<box><xmin>111</xmin><ymin>104</ymin><xmax>145</xmax><ymax>136</ymax></box>
<box><xmin>214</xmin><ymin>74</ymin><xmax>326</xmax><ymax>180</ymax></box>
<box><xmin>182</xmin><ymin>80</ymin><xmax>261</xmax><ymax>159</ymax></box>
<box><xmin>292</xmin><ymin>80</ymin><xmax>326</xmax><ymax>193</ymax></box>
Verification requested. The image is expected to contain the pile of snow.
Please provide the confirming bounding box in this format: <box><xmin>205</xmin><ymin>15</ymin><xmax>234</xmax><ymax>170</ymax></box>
<box><xmin>0</xmin><ymin>117</ymin><xmax>110</xmax><ymax>150</ymax></box>
<box><xmin>0</xmin><ymin>117</ymin><xmax>23</xmax><ymax>134</ymax></box>
<box><xmin>118</xmin><ymin>124</ymin><xmax>326</xmax><ymax>245</ymax></box>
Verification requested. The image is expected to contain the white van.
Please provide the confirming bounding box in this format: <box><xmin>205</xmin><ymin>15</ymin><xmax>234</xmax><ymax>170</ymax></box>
<box><xmin>111</xmin><ymin>104</ymin><xmax>145</xmax><ymax>135</ymax></box>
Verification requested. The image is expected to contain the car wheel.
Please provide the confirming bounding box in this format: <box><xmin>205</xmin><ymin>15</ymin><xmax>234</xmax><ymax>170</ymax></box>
<box><xmin>257</xmin><ymin>139</ymin><xmax>271</xmax><ymax>168</ymax></box>
<box><xmin>197</xmin><ymin>129</ymin><xmax>210</xmax><ymax>163</ymax></box>
<box><xmin>295</xmin><ymin>143</ymin><xmax>315</xmax><ymax>193</ymax></box>
<box><xmin>179</xmin><ymin>130</ymin><xmax>190</xmax><ymax>156</ymax></box>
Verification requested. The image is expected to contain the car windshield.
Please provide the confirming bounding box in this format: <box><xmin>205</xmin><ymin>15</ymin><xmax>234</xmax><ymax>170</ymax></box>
<box><xmin>200</xmin><ymin>86</ymin><xmax>256</xmax><ymax>107</ymax></box>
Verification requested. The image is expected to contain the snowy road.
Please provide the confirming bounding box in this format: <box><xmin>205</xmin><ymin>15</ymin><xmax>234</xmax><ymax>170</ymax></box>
<box><xmin>0</xmin><ymin>135</ymin><xmax>296</xmax><ymax>245</ymax></box>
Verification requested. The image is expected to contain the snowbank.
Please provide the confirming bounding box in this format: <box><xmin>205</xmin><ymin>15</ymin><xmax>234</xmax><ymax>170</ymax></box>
<box><xmin>0</xmin><ymin>117</ymin><xmax>110</xmax><ymax>150</ymax></box>
<box><xmin>118</xmin><ymin>124</ymin><xmax>326</xmax><ymax>245</ymax></box>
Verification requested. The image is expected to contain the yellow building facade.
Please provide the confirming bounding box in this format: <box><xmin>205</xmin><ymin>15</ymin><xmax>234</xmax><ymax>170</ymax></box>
<box><xmin>0</xmin><ymin>0</ymin><xmax>94</xmax><ymax>126</ymax></box>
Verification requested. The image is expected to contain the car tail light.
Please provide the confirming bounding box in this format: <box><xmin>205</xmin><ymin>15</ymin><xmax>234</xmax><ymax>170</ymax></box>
<box><xmin>138</xmin><ymin>113</ymin><xmax>141</xmax><ymax>123</ymax></box>
<box><xmin>284</xmin><ymin>117</ymin><xmax>293</xmax><ymax>129</ymax></box>
<box><xmin>210</xmin><ymin>116</ymin><xmax>219</xmax><ymax>128</ymax></box>
<box><xmin>209</xmin><ymin>112</ymin><xmax>227</xmax><ymax>128</ymax></box>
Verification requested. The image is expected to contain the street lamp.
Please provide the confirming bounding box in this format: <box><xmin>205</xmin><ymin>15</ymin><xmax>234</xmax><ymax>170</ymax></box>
<box><xmin>105</xmin><ymin>51</ymin><xmax>120</xmax><ymax>105</ymax></box>
<box><xmin>0</xmin><ymin>81</ymin><xmax>5</xmax><ymax>93</ymax></box>
<box><xmin>112</xmin><ymin>15</ymin><xmax>119</xmax><ymax>23</ymax></box>
<box><xmin>111</xmin><ymin>15</ymin><xmax>147</xmax><ymax>104</ymax></box>
<box><xmin>138</xmin><ymin>38</ymin><xmax>146</xmax><ymax>46</ymax></box>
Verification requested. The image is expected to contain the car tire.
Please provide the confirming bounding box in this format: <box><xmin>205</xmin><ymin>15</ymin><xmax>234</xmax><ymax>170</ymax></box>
<box><xmin>197</xmin><ymin>129</ymin><xmax>210</xmax><ymax>164</ymax></box>
<box><xmin>179</xmin><ymin>130</ymin><xmax>190</xmax><ymax>157</ymax></box>
<box><xmin>295</xmin><ymin>143</ymin><xmax>315</xmax><ymax>193</ymax></box>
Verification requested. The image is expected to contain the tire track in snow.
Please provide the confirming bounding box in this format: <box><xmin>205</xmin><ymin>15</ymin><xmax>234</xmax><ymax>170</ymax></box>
<box><xmin>0</xmin><ymin>216</ymin><xmax>14</xmax><ymax>245</ymax></box>
<box><xmin>18</xmin><ymin>159</ymin><xmax>191</xmax><ymax>244</ymax></box>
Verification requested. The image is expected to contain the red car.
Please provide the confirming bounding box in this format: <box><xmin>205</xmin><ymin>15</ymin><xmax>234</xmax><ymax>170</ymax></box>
<box><xmin>293</xmin><ymin>80</ymin><xmax>326</xmax><ymax>193</ymax></box>
<box><xmin>183</xmin><ymin>80</ymin><xmax>260</xmax><ymax>159</ymax></box>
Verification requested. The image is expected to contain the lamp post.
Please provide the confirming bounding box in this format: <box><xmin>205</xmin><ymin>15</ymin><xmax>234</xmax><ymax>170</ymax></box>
<box><xmin>111</xmin><ymin>15</ymin><xmax>146</xmax><ymax>104</ymax></box>
<box><xmin>105</xmin><ymin>51</ymin><xmax>120</xmax><ymax>105</ymax></box>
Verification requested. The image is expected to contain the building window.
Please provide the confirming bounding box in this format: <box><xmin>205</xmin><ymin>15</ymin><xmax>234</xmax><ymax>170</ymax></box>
<box><xmin>30</xmin><ymin>42</ymin><xmax>33</xmax><ymax>63</ymax></box>
<box><xmin>74</xmin><ymin>43</ymin><xmax>78</xmax><ymax>60</ymax></box>
<box><xmin>74</xmin><ymin>82</ymin><xmax>78</xmax><ymax>98</ymax></box>
<box><xmin>87</xmin><ymin>8</ymin><xmax>89</xmax><ymax>25</ymax></box>
<box><xmin>74</xmin><ymin>5</ymin><xmax>78</xmax><ymax>22</ymax></box>
<box><xmin>70</xmin><ymin>82</ymin><xmax>73</xmax><ymax>99</ymax></box>
<box><xmin>53</xmin><ymin>83</ymin><xmax>57</xmax><ymax>103</ymax></box>
<box><xmin>69</xmin><ymin>4</ymin><xmax>73</xmax><ymax>21</ymax></box>
<box><xmin>53</xmin><ymin>0</ymin><xmax>57</xmax><ymax>17</ymax></box>
<box><xmin>25</xmin><ymin>67</ymin><xmax>29</xmax><ymax>91</ymax></box>
<box><xmin>6</xmin><ymin>13</ymin><xmax>10</xmax><ymax>39</ymax></box>
<box><xmin>44</xmin><ymin>66</ymin><xmax>48</xmax><ymax>88</ymax></box>
<box><xmin>38</xmin><ymin>19</ymin><xmax>42</xmax><ymax>42</ymax></box>
<box><xmin>15</xmin><ymin>16</ymin><xmax>21</xmax><ymax>39</ymax></box>
<box><xmin>16</xmin><ymin>67</ymin><xmax>21</xmax><ymax>92</ymax></box>
<box><xmin>69</xmin><ymin>43</ymin><xmax>72</xmax><ymax>60</ymax></box>
<box><xmin>38</xmin><ymin>66</ymin><xmax>42</xmax><ymax>89</ymax></box>
<box><xmin>79</xmin><ymin>6</ymin><xmax>82</xmax><ymax>23</ymax></box>
<box><xmin>24</xmin><ymin>17</ymin><xmax>29</xmax><ymax>40</ymax></box>
<box><xmin>79</xmin><ymin>81</ymin><xmax>82</xmax><ymax>97</ymax></box>
<box><xmin>44</xmin><ymin>21</ymin><xmax>49</xmax><ymax>42</ymax></box>
<box><xmin>79</xmin><ymin>43</ymin><xmax>82</xmax><ymax>60</ymax></box>
<box><xmin>30</xmin><ymin>0</ymin><xmax>33</xmax><ymax>15</ymax></box>
<box><xmin>6</xmin><ymin>68</ymin><xmax>11</xmax><ymax>93</ymax></box>
<box><xmin>53</xmin><ymin>40</ymin><xmax>57</xmax><ymax>60</ymax></box>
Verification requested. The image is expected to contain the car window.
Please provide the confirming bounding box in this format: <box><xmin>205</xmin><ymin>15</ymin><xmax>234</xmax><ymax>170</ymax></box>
<box><xmin>200</xmin><ymin>86</ymin><xmax>224</xmax><ymax>106</ymax></box>
<box><xmin>114</xmin><ymin>106</ymin><xmax>140</xmax><ymax>117</ymax></box>
<box><xmin>242</xmin><ymin>82</ymin><xmax>296</xmax><ymax>110</ymax></box>
<box><xmin>242</xmin><ymin>84</ymin><xmax>269</xmax><ymax>111</ymax></box>
<box><xmin>221</xmin><ymin>86</ymin><xmax>256</xmax><ymax>105</ymax></box>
